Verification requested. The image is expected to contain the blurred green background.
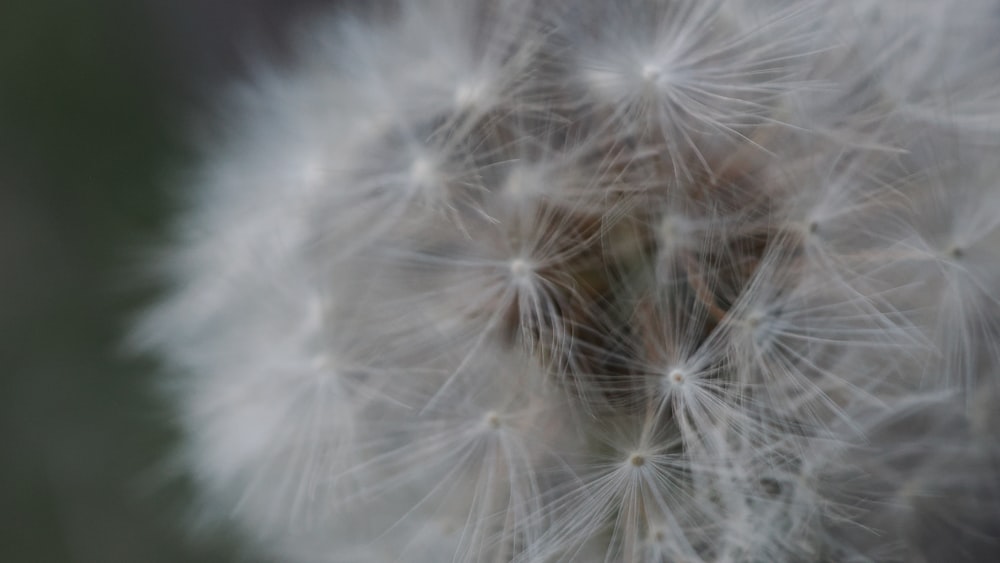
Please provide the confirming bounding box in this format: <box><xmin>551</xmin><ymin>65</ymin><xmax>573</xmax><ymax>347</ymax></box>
<box><xmin>1</xmin><ymin>1</ymin><xmax>332</xmax><ymax>561</ymax></box>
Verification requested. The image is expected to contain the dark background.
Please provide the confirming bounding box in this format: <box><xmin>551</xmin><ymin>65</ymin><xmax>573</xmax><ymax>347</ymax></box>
<box><xmin>1</xmin><ymin>1</ymin><xmax>337</xmax><ymax>561</ymax></box>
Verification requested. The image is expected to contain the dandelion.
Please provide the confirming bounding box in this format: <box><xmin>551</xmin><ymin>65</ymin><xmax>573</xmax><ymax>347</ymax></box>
<box><xmin>136</xmin><ymin>0</ymin><xmax>1000</xmax><ymax>561</ymax></box>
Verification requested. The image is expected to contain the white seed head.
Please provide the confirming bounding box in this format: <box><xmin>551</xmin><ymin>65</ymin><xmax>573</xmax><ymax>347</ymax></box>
<box><xmin>137</xmin><ymin>1</ymin><xmax>1000</xmax><ymax>561</ymax></box>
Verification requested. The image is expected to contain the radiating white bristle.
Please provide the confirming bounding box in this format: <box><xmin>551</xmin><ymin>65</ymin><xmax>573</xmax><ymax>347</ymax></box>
<box><xmin>136</xmin><ymin>1</ymin><xmax>1000</xmax><ymax>561</ymax></box>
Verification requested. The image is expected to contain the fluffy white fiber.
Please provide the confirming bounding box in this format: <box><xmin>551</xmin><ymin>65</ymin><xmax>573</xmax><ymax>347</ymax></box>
<box><xmin>135</xmin><ymin>1</ymin><xmax>1000</xmax><ymax>561</ymax></box>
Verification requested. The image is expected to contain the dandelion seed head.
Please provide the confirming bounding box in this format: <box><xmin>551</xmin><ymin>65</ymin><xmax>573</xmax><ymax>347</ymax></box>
<box><xmin>629</xmin><ymin>452</ymin><xmax>647</xmax><ymax>467</ymax></box>
<box><xmin>666</xmin><ymin>368</ymin><xmax>688</xmax><ymax>388</ymax></box>
<box><xmin>138</xmin><ymin>0</ymin><xmax>1000</xmax><ymax>560</ymax></box>
<box><xmin>639</xmin><ymin>61</ymin><xmax>670</xmax><ymax>89</ymax></box>
<box><xmin>408</xmin><ymin>155</ymin><xmax>438</xmax><ymax>189</ymax></box>
<box><xmin>508</xmin><ymin>257</ymin><xmax>533</xmax><ymax>280</ymax></box>
<box><xmin>484</xmin><ymin>410</ymin><xmax>502</xmax><ymax>430</ymax></box>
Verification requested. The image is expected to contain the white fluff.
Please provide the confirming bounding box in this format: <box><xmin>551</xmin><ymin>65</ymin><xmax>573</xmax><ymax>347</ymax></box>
<box><xmin>136</xmin><ymin>1</ymin><xmax>1000</xmax><ymax>561</ymax></box>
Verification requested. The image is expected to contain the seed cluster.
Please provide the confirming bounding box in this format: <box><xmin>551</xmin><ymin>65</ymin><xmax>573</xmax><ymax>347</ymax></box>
<box><xmin>137</xmin><ymin>1</ymin><xmax>1000</xmax><ymax>561</ymax></box>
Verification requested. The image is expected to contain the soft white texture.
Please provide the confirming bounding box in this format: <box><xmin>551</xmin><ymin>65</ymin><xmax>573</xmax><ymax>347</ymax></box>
<box><xmin>137</xmin><ymin>1</ymin><xmax>1000</xmax><ymax>561</ymax></box>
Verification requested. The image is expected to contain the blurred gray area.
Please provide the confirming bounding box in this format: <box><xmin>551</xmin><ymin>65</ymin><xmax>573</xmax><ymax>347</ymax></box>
<box><xmin>1</xmin><ymin>1</ymin><xmax>334</xmax><ymax>561</ymax></box>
